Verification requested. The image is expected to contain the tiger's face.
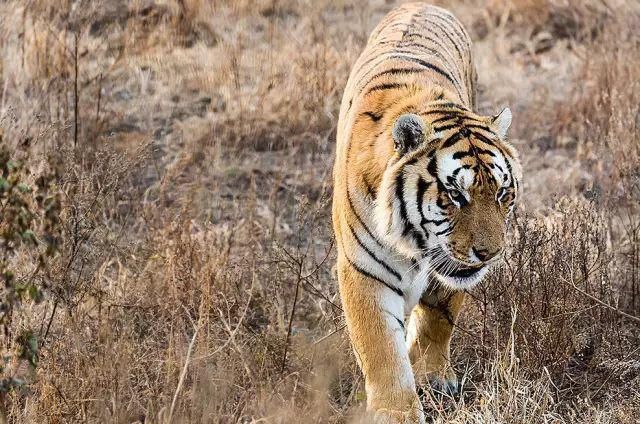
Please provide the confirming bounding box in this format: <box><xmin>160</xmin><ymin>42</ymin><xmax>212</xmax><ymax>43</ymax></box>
<box><xmin>375</xmin><ymin>107</ymin><xmax>521</xmax><ymax>289</ymax></box>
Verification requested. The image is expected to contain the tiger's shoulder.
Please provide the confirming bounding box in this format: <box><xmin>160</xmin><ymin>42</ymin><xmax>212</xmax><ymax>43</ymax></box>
<box><xmin>334</xmin><ymin>3</ymin><xmax>477</xmax><ymax>204</ymax></box>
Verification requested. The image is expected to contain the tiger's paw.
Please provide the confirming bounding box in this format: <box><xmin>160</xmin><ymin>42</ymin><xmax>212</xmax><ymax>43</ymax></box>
<box><xmin>416</xmin><ymin>368</ymin><xmax>460</xmax><ymax>398</ymax></box>
<box><xmin>427</xmin><ymin>373</ymin><xmax>459</xmax><ymax>396</ymax></box>
<box><xmin>371</xmin><ymin>407</ymin><xmax>426</xmax><ymax>424</ymax></box>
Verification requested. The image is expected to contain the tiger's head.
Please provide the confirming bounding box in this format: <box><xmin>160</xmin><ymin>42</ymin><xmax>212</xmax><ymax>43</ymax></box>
<box><xmin>375</xmin><ymin>103</ymin><xmax>522</xmax><ymax>289</ymax></box>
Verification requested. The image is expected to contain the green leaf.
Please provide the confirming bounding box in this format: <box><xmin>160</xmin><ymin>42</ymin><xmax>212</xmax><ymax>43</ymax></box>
<box><xmin>22</xmin><ymin>230</ymin><xmax>37</xmax><ymax>244</ymax></box>
<box><xmin>18</xmin><ymin>331</ymin><xmax>39</xmax><ymax>368</ymax></box>
<box><xmin>28</xmin><ymin>284</ymin><xmax>39</xmax><ymax>301</ymax></box>
<box><xmin>27</xmin><ymin>334</ymin><xmax>38</xmax><ymax>354</ymax></box>
<box><xmin>17</xmin><ymin>183</ymin><xmax>31</xmax><ymax>193</ymax></box>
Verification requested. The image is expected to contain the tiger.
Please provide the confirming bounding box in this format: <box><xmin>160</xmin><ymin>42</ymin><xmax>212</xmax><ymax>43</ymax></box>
<box><xmin>331</xmin><ymin>3</ymin><xmax>522</xmax><ymax>422</ymax></box>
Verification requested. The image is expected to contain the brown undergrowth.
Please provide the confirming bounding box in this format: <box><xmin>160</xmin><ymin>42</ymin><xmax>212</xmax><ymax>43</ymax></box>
<box><xmin>0</xmin><ymin>0</ymin><xmax>638</xmax><ymax>422</ymax></box>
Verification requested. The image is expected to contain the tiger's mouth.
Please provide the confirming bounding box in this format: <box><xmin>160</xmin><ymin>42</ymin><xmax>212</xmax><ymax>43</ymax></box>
<box><xmin>432</xmin><ymin>259</ymin><xmax>484</xmax><ymax>278</ymax></box>
<box><xmin>429</xmin><ymin>247</ymin><xmax>489</xmax><ymax>289</ymax></box>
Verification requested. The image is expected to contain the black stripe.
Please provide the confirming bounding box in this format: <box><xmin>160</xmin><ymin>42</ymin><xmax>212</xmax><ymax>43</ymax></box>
<box><xmin>354</xmin><ymin>46</ymin><xmax>435</xmax><ymax>84</ymax></box>
<box><xmin>400</xmin><ymin>31</ymin><xmax>465</xmax><ymax>63</ymax></box>
<box><xmin>404</xmin><ymin>156</ymin><xmax>420</xmax><ymax>168</ymax></box>
<box><xmin>441</xmin><ymin>131</ymin><xmax>465</xmax><ymax>148</ymax></box>
<box><xmin>475</xmin><ymin>147</ymin><xmax>497</xmax><ymax>157</ymax></box>
<box><xmin>435</xmin><ymin>227</ymin><xmax>453</xmax><ymax>237</ymax></box>
<box><xmin>431</xmin><ymin>115</ymin><xmax>456</xmax><ymax>124</ymax></box>
<box><xmin>465</xmin><ymin>123</ymin><xmax>496</xmax><ymax>135</ymax></box>
<box><xmin>423</xmin><ymin>217</ymin><xmax>448</xmax><ymax>226</ymax></box>
<box><xmin>435</xmin><ymin>181</ymin><xmax>449</xmax><ymax>209</ymax></box>
<box><xmin>422</xmin><ymin>103</ymin><xmax>468</xmax><ymax>115</ymax></box>
<box><xmin>433</xmin><ymin>123</ymin><xmax>460</xmax><ymax>133</ymax></box>
<box><xmin>422</xmin><ymin>110</ymin><xmax>461</xmax><ymax>118</ymax></box>
<box><xmin>353</xmin><ymin>54</ymin><xmax>397</xmax><ymax>85</ymax></box>
<box><xmin>412</xmin><ymin>228</ymin><xmax>426</xmax><ymax>250</ymax></box>
<box><xmin>484</xmin><ymin>162</ymin><xmax>502</xmax><ymax>185</ymax></box>
<box><xmin>374</xmin><ymin>128</ymin><xmax>387</xmax><ymax>140</ymax></box>
<box><xmin>451</xmin><ymin>164</ymin><xmax>471</xmax><ymax>180</ymax></box>
<box><xmin>452</xmin><ymin>150</ymin><xmax>473</xmax><ymax>160</ymax></box>
<box><xmin>416</xmin><ymin>177</ymin><xmax>430</xmax><ymax>229</ymax></box>
<box><xmin>427</xmin><ymin>156</ymin><xmax>438</xmax><ymax>176</ymax></box>
<box><xmin>345</xmin><ymin>255</ymin><xmax>403</xmax><ymax>297</ymax></box>
<box><xmin>428</xmin><ymin>11</ymin><xmax>469</xmax><ymax>41</ymax></box>
<box><xmin>361</xmin><ymin>66</ymin><xmax>426</xmax><ymax>89</ymax></box>
<box><xmin>346</xmin><ymin>187</ymin><xmax>385</xmax><ymax>249</ymax></box>
<box><xmin>417</xmin><ymin>178</ymin><xmax>447</xmax><ymax>230</ymax></box>
<box><xmin>459</xmin><ymin>116</ymin><xmax>486</xmax><ymax>124</ymax></box>
<box><xmin>471</xmin><ymin>131</ymin><xmax>497</xmax><ymax>147</ymax></box>
<box><xmin>361</xmin><ymin>111</ymin><xmax>382</xmax><ymax>122</ymax></box>
<box><xmin>365</xmin><ymin>82</ymin><xmax>410</xmax><ymax>96</ymax></box>
<box><xmin>435</xmin><ymin>102</ymin><xmax>469</xmax><ymax>111</ymax></box>
<box><xmin>396</xmin><ymin>172</ymin><xmax>410</xmax><ymax>236</ymax></box>
<box><xmin>436</xmin><ymin>197</ymin><xmax>449</xmax><ymax>211</ymax></box>
<box><xmin>352</xmin><ymin>48</ymin><xmax>459</xmax><ymax>103</ymax></box>
<box><xmin>390</xmin><ymin>313</ymin><xmax>405</xmax><ymax>330</ymax></box>
<box><xmin>395</xmin><ymin>41</ymin><xmax>465</xmax><ymax>87</ymax></box>
<box><xmin>387</xmin><ymin>55</ymin><xmax>463</xmax><ymax>99</ymax></box>
<box><xmin>504</xmin><ymin>159</ymin><xmax>515</xmax><ymax>184</ymax></box>
<box><xmin>396</xmin><ymin>173</ymin><xmax>427</xmax><ymax>250</ymax></box>
<box><xmin>347</xmin><ymin>221</ymin><xmax>402</xmax><ymax>282</ymax></box>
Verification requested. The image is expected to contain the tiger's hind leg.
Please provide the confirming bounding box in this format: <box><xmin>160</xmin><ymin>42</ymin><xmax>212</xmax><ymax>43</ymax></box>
<box><xmin>406</xmin><ymin>288</ymin><xmax>465</xmax><ymax>396</ymax></box>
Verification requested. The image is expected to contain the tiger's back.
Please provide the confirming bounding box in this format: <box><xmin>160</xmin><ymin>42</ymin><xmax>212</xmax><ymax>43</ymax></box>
<box><xmin>338</xmin><ymin>3</ymin><xmax>476</xmax><ymax>146</ymax></box>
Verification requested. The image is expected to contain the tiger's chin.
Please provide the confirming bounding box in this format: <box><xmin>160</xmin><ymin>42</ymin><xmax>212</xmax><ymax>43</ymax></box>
<box><xmin>432</xmin><ymin>261</ymin><xmax>490</xmax><ymax>290</ymax></box>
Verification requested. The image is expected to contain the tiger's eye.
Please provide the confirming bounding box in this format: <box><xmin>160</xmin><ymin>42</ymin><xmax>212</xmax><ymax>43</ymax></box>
<box><xmin>497</xmin><ymin>187</ymin><xmax>514</xmax><ymax>204</ymax></box>
<box><xmin>448</xmin><ymin>189</ymin><xmax>467</xmax><ymax>207</ymax></box>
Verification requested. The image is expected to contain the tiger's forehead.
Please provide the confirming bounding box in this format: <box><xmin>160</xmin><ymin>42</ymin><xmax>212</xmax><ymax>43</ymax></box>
<box><xmin>435</xmin><ymin>136</ymin><xmax>513</xmax><ymax>190</ymax></box>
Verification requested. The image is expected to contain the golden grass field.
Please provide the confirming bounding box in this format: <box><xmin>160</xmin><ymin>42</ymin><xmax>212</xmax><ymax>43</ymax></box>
<box><xmin>0</xmin><ymin>0</ymin><xmax>639</xmax><ymax>422</ymax></box>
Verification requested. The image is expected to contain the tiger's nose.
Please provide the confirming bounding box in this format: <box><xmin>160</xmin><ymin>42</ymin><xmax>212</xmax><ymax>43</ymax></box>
<box><xmin>472</xmin><ymin>247</ymin><xmax>501</xmax><ymax>262</ymax></box>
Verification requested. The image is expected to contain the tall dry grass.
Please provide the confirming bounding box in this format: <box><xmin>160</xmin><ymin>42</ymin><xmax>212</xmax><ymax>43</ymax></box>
<box><xmin>0</xmin><ymin>0</ymin><xmax>638</xmax><ymax>422</ymax></box>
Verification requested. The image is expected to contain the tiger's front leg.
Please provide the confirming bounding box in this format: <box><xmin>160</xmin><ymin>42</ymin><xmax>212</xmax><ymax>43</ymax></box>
<box><xmin>406</xmin><ymin>288</ymin><xmax>465</xmax><ymax>396</ymax></box>
<box><xmin>337</xmin><ymin>259</ymin><xmax>425</xmax><ymax>424</ymax></box>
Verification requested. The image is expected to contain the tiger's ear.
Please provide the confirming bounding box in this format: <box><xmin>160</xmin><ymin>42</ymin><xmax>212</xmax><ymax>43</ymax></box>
<box><xmin>392</xmin><ymin>113</ymin><xmax>429</xmax><ymax>154</ymax></box>
<box><xmin>491</xmin><ymin>107</ymin><xmax>512</xmax><ymax>139</ymax></box>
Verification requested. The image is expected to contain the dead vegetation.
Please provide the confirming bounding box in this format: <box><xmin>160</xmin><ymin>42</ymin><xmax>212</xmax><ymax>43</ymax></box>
<box><xmin>0</xmin><ymin>0</ymin><xmax>638</xmax><ymax>422</ymax></box>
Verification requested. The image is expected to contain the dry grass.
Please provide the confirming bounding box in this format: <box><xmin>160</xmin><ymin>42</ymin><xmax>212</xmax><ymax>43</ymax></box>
<box><xmin>0</xmin><ymin>0</ymin><xmax>639</xmax><ymax>422</ymax></box>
